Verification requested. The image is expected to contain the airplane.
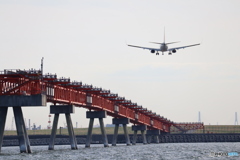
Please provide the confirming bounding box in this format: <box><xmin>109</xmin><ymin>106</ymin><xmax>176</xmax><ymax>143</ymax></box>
<box><xmin>127</xmin><ymin>30</ymin><xmax>200</xmax><ymax>55</ymax></box>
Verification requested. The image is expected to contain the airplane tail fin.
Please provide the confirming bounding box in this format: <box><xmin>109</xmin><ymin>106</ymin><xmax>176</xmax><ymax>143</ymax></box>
<box><xmin>150</xmin><ymin>28</ymin><xmax>179</xmax><ymax>45</ymax></box>
<box><xmin>164</xmin><ymin>27</ymin><xmax>165</xmax><ymax>43</ymax></box>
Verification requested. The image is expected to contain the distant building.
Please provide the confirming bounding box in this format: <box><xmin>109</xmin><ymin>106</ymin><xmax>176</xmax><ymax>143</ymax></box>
<box><xmin>32</xmin><ymin>123</ymin><xmax>41</xmax><ymax>130</ymax></box>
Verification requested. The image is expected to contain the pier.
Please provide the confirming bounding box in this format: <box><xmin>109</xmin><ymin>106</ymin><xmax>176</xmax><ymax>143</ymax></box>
<box><xmin>0</xmin><ymin>68</ymin><xmax>203</xmax><ymax>153</ymax></box>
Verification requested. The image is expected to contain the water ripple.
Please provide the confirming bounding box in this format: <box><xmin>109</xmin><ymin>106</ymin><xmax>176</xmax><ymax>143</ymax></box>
<box><xmin>1</xmin><ymin>143</ymin><xmax>240</xmax><ymax>160</ymax></box>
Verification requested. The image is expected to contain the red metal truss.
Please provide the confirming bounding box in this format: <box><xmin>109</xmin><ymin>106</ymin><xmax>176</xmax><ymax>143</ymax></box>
<box><xmin>0</xmin><ymin>69</ymin><xmax>203</xmax><ymax>132</ymax></box>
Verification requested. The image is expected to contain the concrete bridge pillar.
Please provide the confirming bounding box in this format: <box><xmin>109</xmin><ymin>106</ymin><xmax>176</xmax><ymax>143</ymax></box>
<box><xmin>147</xmin><ymin>130</ymin><xmax>160</xmax><ymax>144</ymax></box>
<box><xmin>132</xmin><ymin>125</ymin><xmax>147</xmax><ymax>145</ymax></box>
<box><xmin>0</xmin><ymin>94</ymin><xmax>46</xmax><ymax>153</ymax></box>
<box><xmin>112</xmin><ymin>118</ymin><xmax>131</xmax><ymax>146</ymax></box>
<box><xmin>1</xmin><ymin>107</ymin><xmax>34</xmax><ymax>153</ymax></box>
<box><xmin>85</xmin><ymin>118</ymin><xmax>94</xmax><ymax>148</ymax></box>
<box><xmin>141</xmin><ymin>130</ymin><xmax>147</xmax><ymax>144</ymax></box>
<box><xmin>154</xmin><ymin>134</ymin><xmax>160</xmax><ymax>143</ymax></box>
<box><xmin>147</xmin><ymin>134</ymin><xmax>152</xmax><ymax>144</ymax></box>
<box><xmin>85</xmin><ymin>111</ymin><xmax>109</xmax><ymax>148</ymax></box>
<box><xmin>0</xmin><ymin>107</ymin><xmax>8</xmax><ymax>153</ymax></box>
<box><xmin>13</xmin><ymin>107</ymin><xmax>32</xmax><ymax>153</ymax></box>
<box><xmin>112</xmin><ymin>124</ymin><xmax>119</xmax><ymax>146</ymax></box>
<box><xmin>48</xmin><ymin>105</ymin><xmax>77</xmax><ymax>150</ymax></box>
<box><xmin>132</xmin><ymin>130</ymin><xmax>138</xmax><ymax>145</ymax></box>
<box><xmin>48</xmin><ymin>113</ymin><xmax>59</xmax><ymax>150</ymax></box>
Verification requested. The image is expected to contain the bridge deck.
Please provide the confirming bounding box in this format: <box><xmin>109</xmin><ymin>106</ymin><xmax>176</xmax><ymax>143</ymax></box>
<box><xmin>0</xmin><ymin>69</ymin><xmax>203</xmax><ymax>132</ymax></box>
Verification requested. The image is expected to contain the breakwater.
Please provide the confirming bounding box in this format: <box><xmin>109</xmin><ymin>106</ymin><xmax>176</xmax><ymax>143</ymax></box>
<box><xmin>2</xmin><ymin>134</ymin><xmax>240</xmax><ymax>147</ymax></box>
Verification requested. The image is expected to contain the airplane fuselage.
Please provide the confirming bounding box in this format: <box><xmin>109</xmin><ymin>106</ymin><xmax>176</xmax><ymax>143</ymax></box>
<box><xmin>160</xmin><ymin>43</ymin><xmax>168</xmax><ymax>52</ymax></box>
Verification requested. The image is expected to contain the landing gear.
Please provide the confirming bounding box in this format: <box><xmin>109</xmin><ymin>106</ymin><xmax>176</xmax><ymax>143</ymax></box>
<box><xmin>168</xmin><ymin>52</ymin><xmax>172</xmax><ymax>55</ymax></box>
<box><xmin>156</xmin><ymin>52</ymin><xmax>159</xmax><ymax>55</ymax></box>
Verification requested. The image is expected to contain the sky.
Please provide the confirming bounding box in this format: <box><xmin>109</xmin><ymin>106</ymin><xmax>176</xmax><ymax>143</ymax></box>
<box><xmin>1</xmin><ymin>0</ymin><xmax>240</xmax><ymax>129</ymax></box>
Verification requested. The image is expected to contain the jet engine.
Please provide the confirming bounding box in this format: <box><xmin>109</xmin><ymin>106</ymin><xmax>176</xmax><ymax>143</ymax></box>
<box><xmin>172</xmin><ymin>49</ymin><xmax>176</xmax><ymax>53</ymax></box>
<box><xmin>151</xmin><ymin>50</ymin><xmax>155</xmax><ymax>53</ymax></box>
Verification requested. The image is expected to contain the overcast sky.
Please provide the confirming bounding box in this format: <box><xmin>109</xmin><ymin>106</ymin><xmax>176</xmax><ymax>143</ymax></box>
<box><xmin>1</xmin><ymin>0</ymin><xmax>240</xmax><ymax>129</ymax></box>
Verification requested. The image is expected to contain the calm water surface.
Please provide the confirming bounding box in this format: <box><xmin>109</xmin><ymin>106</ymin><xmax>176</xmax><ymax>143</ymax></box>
<box><xmin>0</xmin><ymin>143</ymin><xmax>240</xmax><ymax>160</ymax></box>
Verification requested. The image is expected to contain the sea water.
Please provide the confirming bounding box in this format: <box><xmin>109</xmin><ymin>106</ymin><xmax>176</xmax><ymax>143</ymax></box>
<box><xmin>0</xmin><ymin>143</ymin><xmax>240</xmax><ymax>160</ymax></box>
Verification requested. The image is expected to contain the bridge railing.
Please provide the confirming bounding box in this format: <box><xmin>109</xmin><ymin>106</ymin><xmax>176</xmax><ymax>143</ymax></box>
<box><xmin>92</xmin><ymin>95</ymin><xmax>114</xmax><ymax>111</ymax></box>
<box><xmin>50</xmin><ymin>85</ymin><xmax>86</xmax><ymax>105</ymax></box>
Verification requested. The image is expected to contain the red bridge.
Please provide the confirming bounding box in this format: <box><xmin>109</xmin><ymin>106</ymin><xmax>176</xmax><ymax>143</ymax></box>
<box><xmin>0</xmin><ymin>68</ymin><xmax>203</xmax><ymax>153</ymax></box>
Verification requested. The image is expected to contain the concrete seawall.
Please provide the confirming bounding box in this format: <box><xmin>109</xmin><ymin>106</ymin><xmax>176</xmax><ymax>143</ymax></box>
<box><xmin>158</xmin><ymin>134</ymin><xmax>240</xmax><ymax>143</ymax></box>
<box><xmin>2</xmin><ymin>134</ymin><xmax>240</xmax><ymax>146</ymax></box>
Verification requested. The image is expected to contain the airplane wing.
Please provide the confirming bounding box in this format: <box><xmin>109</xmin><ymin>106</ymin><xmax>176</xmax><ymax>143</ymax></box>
<box><xmin>127</xmin><ymin>44</ymin><xmax>161</xmax><ymax>51</ymax></box>
<box><xmin>168</xmin><ymin>43</ymin><xmax>200</xmax><ymax>52</ymax></box>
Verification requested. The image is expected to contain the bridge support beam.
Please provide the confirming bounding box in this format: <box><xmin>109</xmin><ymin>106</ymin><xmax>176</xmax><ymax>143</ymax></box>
<box><xmin>85</xmin><ymin>118</ymin><xmax>94</xmax><ymax>148</ymax></box>
<box><xmin>13</xmin><ymin>107</ymin><xmax>31</xmax><ymax>153</ymax></box>
<box><xmin>141</xmin><ymin>130</ymin><xmax>147</xmax><ymax>144</ymax></box>
<box><xmin>65</xmin><ymin>113</ymin><xmax>77</xmax><ymax>149</ymax></box>
<box><xmin>154</xmin><ymin>135</ymin><xmax>160</xmax><ymax>144</ymax></box>
<box><xmin>112</xmin><ymin>118</ymin><xmax>131</xmax><ymax>146</ymax></box>
<box><xmin>147</xmin><ymin>134</ymin><xmax>151</xmax><ymax>144</ymax></box>
<box><xmin>0</xmin><ymin>107</ymin><xmax>8</xmax><ymax>153</ymax></box>
<box><xmin>48</xmin><ymin>113</ymin><xmax>59</xmax><ymax>150</ymax></box>
<box><xmin>48</xmin><ymin>105</ymin><xmax>77</xmax><ymax>150</ymax></box>
<box><xmin>132</xmin><ymin>130</ymin><xmax>137</xmax><ymax>145</ymax></box>
<box><xmin>85</xmin><ymin>111</ymin><xmax>109</xmax><ymax>148</ymax></box>
<box><xmin>0</xmin><ymin>94</ymin><xmax>46</xmax><ymax>107</ymax></box>
<box><xmin>112</xmin><ymin>124</ymin><xmax>119</xmax><ymax>146</ymax></box>
<box><xmin>132</xmin><ymin>125</ymin><xmax>147</xmax><ymax>145</ymax></box>
<box><xmin>147</xmin><ymin>130</ymin><xmax>160</xmax><ymax>144</ymax></box>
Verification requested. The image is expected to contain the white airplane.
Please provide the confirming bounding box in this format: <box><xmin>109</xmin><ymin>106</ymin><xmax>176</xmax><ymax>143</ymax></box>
<box><xmin>127</xmin><ymin>30</ymin><xmax>200</xmax><ymax>55</ymax></box>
